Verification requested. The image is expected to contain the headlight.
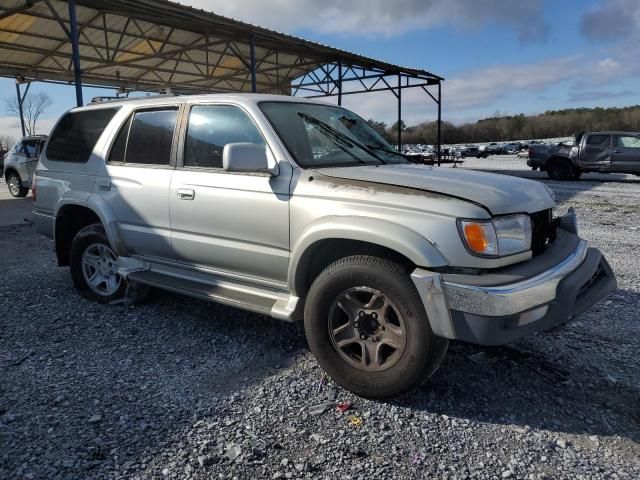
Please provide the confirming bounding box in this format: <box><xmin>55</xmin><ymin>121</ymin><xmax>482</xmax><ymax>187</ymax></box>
<box><xmin>458</xmin><ymin>214</ymin><xmax>532</xmax><ymax>257</ymax></box>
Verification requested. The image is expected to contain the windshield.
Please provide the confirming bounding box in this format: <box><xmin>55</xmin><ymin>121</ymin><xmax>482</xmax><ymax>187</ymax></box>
<box><xmin>259</xmin><ymin>101</ymin><xmax>408</xmax><ymax>168</ymax></box>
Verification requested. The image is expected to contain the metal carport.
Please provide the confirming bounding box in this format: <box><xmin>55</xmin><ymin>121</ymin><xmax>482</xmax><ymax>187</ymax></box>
<box><xmin>0</xmin><ymin>0</ymin><xmax>444</xmax><ymax>160</ymax></box>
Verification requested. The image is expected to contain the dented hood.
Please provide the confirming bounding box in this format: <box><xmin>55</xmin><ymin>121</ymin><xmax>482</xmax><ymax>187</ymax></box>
<box><xmin>316</xmin><ymin>163</ymin><xmax>555</xmax><ymax>215</ymax></box>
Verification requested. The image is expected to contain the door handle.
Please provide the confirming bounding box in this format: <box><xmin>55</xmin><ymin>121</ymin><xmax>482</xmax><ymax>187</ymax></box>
<box><xmin>613</xmin><ymin>150</ymin><xmax>623</xmax><ymax>154</ymax></box>
<box><xmin>177</xmin><ymin>188</ymin><xmax>195</xmax><ymax>200</ymax></box>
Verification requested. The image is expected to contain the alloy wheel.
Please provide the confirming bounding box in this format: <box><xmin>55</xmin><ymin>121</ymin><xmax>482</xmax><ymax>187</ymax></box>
<box><xmin>328</xmin><ymin>287</ymin><xmax>407</xmax><ymax>372</ymax></box>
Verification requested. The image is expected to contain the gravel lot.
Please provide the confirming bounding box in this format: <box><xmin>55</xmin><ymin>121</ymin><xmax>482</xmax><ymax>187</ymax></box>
<box><xmin>1</xmin><ymin>158</ymin><xmax>639</xmax><ymax>479</ymax></box>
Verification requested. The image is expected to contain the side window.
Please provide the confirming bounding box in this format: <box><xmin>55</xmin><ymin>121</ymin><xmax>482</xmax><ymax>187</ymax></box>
<box><xmin>125</xmin><ymin>109</ymin><xmax>178</xmax><ymax>166</ymax></box>
<box><xmin>615</xmin><ymin>135</ymin><xmax>640</xmax><ymax>149</ymax></box>
<box><xmin>586</xmin><ymin>135</ymin><xmax>610</xmax><ymax>147</ymax></box>
<box><xmin>184</xmin><ymin>105</ymin><xmax>265</xmax><ymax>168</ymax></box>
<box><xmin>108</xmin><ymin>116</ymin><xmax>132</xmax><ymax>164</ymax></box>
<box><xmin>23</xmin><ymin>140</ymin><xmax>39</xmax><ymax>158</ymax></box>
<box><xmin>46</xmin><ymin>108</ymin><xmax>119</xmax><ymax>162</ymax></box>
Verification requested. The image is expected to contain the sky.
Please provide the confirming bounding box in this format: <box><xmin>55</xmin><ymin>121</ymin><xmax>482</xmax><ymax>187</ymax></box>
<box><xmin>1</xmin><ymin>0</ymin><xmax>640</xmax><ymax>138</ymax></box>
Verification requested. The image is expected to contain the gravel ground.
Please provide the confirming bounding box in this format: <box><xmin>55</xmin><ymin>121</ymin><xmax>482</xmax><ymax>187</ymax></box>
<box><xmin>1</xmin><ymin>162</ymin><xmax>639</xmax><ymax>479</ymax></box>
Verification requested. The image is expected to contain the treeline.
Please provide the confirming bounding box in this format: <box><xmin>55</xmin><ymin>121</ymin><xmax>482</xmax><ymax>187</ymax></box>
<box><xmin>369</xmin><ymin>105</ymin><xmax>640</xmax><ymax>145</ymax></box>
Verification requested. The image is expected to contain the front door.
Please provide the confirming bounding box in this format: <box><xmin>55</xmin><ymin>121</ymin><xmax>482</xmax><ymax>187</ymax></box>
<box><xmin>96</xmin><ymin>107</ymin><xmax>179</xmax><ymax>260</ymax></box>
<box><xmin>611</xmin><ymin>134</ymin><xmax>640</xmax><ymax>172</ymax></box>
<box><xmin>169</xmin><ymin>104</ymin><xmax>291</xmax><ymax>285</ymax></box>
<box><xmin>579</xmin><ymin>134</ymin><xmax>613</xmax><ymax>170</ymax></box>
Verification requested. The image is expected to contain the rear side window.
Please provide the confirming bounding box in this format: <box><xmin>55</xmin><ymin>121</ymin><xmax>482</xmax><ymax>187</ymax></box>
<box><xmin>586</xmin><ymin>135</ymin><xmax>610</xmax><ymax>147</ymax></box>
<box><xmin>109</xmin><ymin>108</ymin><xmax>178</xmax><ymax>166</ymax></box>
<box><xmin>614</xmin><ymin>135</ymin><xmax>640</xmax><ymax>149</ymax></box>
<box><xmin>46</xmin><ymin>108</ymin><xmax>118</xmax><ymax>162</ymax></box>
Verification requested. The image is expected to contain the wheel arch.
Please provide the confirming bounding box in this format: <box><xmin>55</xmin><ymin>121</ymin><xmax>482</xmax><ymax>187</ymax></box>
<box><xmin>289</xmin><ymin>217</ymin><xmax>448</xmax><ymax>296</ymax></box>
<box><xmin>4</xmin><ymin>167</ymin><xmax>19</xmax><ymax>182</ymax></box>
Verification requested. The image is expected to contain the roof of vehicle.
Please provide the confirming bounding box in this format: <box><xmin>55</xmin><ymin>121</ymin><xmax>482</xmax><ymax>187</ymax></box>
<box><xmin>583</xmin><ymin>131</ymin><xmax>640</xmax><ymax>135</ymax></box>
<box><xmin>17</xmin><ymin>135</ymin><xmax>48</xmax><ymax>141</ymax></box>
<box><xmin>73</xmin><ymin>93</ymin><xmax>333</xmax><ymax>112</ymax></box>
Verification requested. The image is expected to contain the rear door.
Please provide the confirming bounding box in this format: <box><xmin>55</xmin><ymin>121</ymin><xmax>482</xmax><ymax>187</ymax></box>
<box><xmin>97</xmin><ymin>106</ymin><xmax>179</xmax><ymax>260</ymax></box>
<box><xmin>611</xmin><ymin>134</ymin><xmax>640</xmax><ymax>172</ymax></box>
<box><xmin>579</xmin><ymin>134</ymin><xmax>612</xmax><ymax>169</ymax></box>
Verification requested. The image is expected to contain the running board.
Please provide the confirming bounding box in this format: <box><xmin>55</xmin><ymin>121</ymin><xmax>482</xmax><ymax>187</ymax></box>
<box><xmin>127</xmin><ymin>270</ymin><xmax>302</xmax><ymax>322</ymax></box>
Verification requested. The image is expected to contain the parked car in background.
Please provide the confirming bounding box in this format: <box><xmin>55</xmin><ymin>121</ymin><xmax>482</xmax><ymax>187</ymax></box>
<box><xmin>503</xmin><ymin>143</ymin><xmax>522</xmax><ymax>154</ymax></box>
<box><xmin>3</xmin><ymin>135</ymin><xmax>47</xmax><ymax>197</ymax></box>
<box><xmin>517</xmin><ymin>149</ymin><xmax>529</xmax><ymax>158</ymax></box>
<box><xmin>33</xmin><ymin>94</ymin><xmax>616</xmax><ymax>398</ymax></box>
<box><xmin>460</xmin><ymin>146</ymin><xmax>487</xmax><ymax>158</ymax></box>
<box><xmin>480</xmin><ymin>142</ymin><xmax>503</xmax><ymax>155</ymax></box>
<box><xmin>528</xmin><ymin>131</ymin><xmax>640</xmax><ymax>180</ymax></box>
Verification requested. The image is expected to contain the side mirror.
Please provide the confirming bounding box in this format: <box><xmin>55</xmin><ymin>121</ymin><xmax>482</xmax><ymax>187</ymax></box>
<box><xmin>223</xmin><ymin>143</ymin><xmax>273</xmax><ymax>174</ymax></box>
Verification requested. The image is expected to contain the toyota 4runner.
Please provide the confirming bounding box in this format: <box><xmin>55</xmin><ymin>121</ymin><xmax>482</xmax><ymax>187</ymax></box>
<box><xmin>33</xmin><ymin>94</ymin><xmax>617</xmax><ymax>398</ymax></box>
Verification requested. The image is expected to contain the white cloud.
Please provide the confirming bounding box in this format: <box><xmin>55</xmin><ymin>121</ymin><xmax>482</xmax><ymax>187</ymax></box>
<box><xmin>181</xmin><ymin>0</ymin><xmax>548</xmax><ymax>40</ymax></box>
<box><xmin>0</xmin><ymin>116</ymin><xmax>56</xmax><ymax>140</ymax></box>
<box><xmin>338</xmin><ymin>53</ymin><xmax>639</xmax><ymax>125</ymax></box>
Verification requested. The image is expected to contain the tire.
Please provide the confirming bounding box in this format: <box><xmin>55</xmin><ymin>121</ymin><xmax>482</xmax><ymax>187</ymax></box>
<box><xmin>547</xmin><ymin>159</ymin><xmax>572</xmax><ymax>180</ymax></box>
<box><xmin>304</xmin><ymin>255</ymin><xmax>448</xmax><ymax>399</ymax></box>
<box><xmin>6</xmin><ymin>172</ymin><xmax>28</xmax><ymax>197</ymax></box>
<box><xmin>70</xmin><ymin>223</ymin><xmax>149</xmax><ymax>304</ymax></box>
<box><xmin>570</xmin><ymin>169</ymin><xmax>582</xmax><ymax>180</ymax></box>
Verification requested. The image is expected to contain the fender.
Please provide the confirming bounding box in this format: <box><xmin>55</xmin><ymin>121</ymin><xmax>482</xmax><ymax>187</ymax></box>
<box><xmin>84</xmin><ymin>193</ymin><xmax>129</xmax><ymax>257</ymax></box>
<box><xmin>289</xmin><ymin>216</ymin><xmax>448</xmax><ymax>295</ymax></box>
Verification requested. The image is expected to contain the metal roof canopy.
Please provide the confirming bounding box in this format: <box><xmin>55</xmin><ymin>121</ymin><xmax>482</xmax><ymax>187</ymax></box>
<box><xmin>0</xmin><ymin>0</ymin><xmax>444</xmax><ymax>158</ymax></box>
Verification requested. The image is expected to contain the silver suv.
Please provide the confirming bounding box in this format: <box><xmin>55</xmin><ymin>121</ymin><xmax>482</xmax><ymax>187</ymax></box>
<box><xmin>4</xmin><ymin>135</ymin><xmax>47</xmax><ymax>197</ymax></box>
<box><xmin>33</xmin><ymin>94</ymin><xmax>616</xmax><ymax>398</ymax></box>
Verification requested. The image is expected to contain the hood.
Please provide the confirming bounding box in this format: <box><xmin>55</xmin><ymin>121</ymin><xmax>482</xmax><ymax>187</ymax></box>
<box><xmin>316</xmin><ymin>163</ymin><xmax>555</xmax><ymax>215</ymax></box>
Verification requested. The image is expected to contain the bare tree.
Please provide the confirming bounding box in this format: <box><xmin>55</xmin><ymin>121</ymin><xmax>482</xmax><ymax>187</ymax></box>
<box><xmin>0</xmin><ymin>134</ymin><xmax>16</xmax><ymax>150</ymax></box>
<box><xmin>6</xmin><ymin>92</ymin><xmax>53</xmax><ymax>136</ymax></box>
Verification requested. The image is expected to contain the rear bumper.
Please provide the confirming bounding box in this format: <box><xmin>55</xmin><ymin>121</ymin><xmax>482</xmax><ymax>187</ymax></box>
<box><xmin>527</xmin><ymin>158</ymin><xmax>545</xmax><ymax>168</ymax></box>
<box><xmin>32</xmin><ymin>210</ymin><xmax>54</xmax><ymax>239</ymax></box>
<box><xmin>411</xmin><ymin>238</ymin><xmax>617</xmax><ymax>346</ymax></box>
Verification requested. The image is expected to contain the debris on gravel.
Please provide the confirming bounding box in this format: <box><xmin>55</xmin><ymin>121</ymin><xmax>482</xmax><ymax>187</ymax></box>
<box><xmin>1</xmin><ymin>166</ymin><xmax>639</xmax><ymax>479</ymax></box>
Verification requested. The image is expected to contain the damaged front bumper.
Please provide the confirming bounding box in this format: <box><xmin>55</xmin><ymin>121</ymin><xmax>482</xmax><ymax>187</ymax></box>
<box><xmin>411</xmin><ymin>229</ymin><xmax>617</xmax><ymax>346</ymax></box>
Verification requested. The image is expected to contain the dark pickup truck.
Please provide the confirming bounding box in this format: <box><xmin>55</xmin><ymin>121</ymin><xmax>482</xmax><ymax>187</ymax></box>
<box><xmin>528</xmin><ymin>131</ymin><xmax>640</xmax><ymax>180</ymax></box>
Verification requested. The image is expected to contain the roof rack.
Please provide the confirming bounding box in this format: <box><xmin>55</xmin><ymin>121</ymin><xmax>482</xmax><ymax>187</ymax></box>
<box><xmin>89</xmin><ymin>90</ymin><xmax>179</xmax><ymax>104</ymax></box>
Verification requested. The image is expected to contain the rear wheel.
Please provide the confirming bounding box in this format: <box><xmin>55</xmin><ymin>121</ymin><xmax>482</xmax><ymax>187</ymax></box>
<box><xmin>304</xmin><ymin>255</ymin><xmax>448</xmax><ymax>398</ymax></box>
<box><xmin>70</xmin><ymin>223</ymin><xmax>148</xmax><ymax>304</ymax></box>
<box><xmin>547</xmin><ymin>159</ymin><xmax>572</xmax><ymax>180</ymax></box>
<box><xmin>7</xmin><ymin>172</ymin><xmax>28</xmax><ymax>197</ymax></box>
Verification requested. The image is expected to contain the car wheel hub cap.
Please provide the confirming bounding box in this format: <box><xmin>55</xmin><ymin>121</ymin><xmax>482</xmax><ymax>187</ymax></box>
<box><xmin>8</xmin><ymin>177</ymin><xmax>19</xmax><ymax>194</ymax></box>
<box><xmin>328</xmin><ymin>287</ymin><xmax>407</xmax><ymax>372</ymax></box>
<box><xmin>81</xmin><ymin>243</ymin><xmax>122</xmax><ymax>296</ymax></box>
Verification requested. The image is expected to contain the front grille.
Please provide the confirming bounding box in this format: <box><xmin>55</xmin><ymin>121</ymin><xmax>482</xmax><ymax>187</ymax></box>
<box><xmin>530</xmin><ymin>209</ymin><xmax>556</xmax><ymax>256</ymax></box>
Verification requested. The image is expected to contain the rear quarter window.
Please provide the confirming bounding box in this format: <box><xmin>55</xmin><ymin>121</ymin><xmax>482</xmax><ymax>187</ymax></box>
<box><xmin>46</xmin><ymin>108</ymin><xmax>119</xmax><ymax>162</ymax></box>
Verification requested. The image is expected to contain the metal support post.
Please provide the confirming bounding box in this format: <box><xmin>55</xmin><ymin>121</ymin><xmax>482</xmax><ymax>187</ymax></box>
<box><xmin>337</xmin><ymin>60</ymin><xmax>343</xmax><ymax>106</ymax></box>
<box><xmin>250</xmin><ymin>33</ymin><xmax>257</xmax><ymax>93</ymax></box>
<box><xmin>437</xmin><ymin>81</ymin><xmax>442</xmax><ymax>166</ymax></box>
<box><xmin>397</xmin><ymin>73</ymin><xmax>402</xmax><ymax>150</ymax></box>
<box><xmin>68</xmin><ymin>0</ymin><xmax>83</xmax><ymax>106</ymax></box>
<box><xmin>15</xmin><ymin>83</ymin><xmax>27</xmax><ymax>137</ymax></box>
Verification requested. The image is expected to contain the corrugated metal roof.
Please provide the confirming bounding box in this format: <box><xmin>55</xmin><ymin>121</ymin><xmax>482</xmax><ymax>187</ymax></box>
<box><xmin>0</xmin><ymin>0</ymin><xmax>442</xmax><ymax>94</ymax></box>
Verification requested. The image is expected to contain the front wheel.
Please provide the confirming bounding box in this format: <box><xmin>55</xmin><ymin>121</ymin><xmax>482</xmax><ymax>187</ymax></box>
<box><xmin>304</xmin><ymin>256</ymin><xmax>448</xmax><ymax>398</ymax></box>
<box><xmin>7</xmin><ymin>172</ymin><xmax>28</xmax><ymax>197</ymax></box>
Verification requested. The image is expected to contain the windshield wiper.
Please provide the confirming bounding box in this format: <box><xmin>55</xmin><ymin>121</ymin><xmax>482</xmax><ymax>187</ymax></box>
<box><xmin>365</xmin><ymin>144</ymin><xmax>410</xmax><ymax>161</ymax></box>
<box><xmin>298</xmin><ymin>113</ymin><xmax>386</xmax><ymax>164</ymax></box>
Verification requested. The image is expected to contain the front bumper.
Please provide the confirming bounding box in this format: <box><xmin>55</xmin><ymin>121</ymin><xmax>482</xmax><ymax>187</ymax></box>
<box><xmin>411</xmin><ymin>235</ymin><xmax>617</xmax><ymax>346</ymax></box>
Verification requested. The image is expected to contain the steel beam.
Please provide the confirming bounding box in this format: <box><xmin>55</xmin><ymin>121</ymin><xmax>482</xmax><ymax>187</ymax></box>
<box><xmin>15</xmin><ymin>83</ymin><xmax>27</xmax><ymax>137</ymax></box>
<box><xmin>337</xmin><ymin>60</ymin><xmax>342</xmax><ymax>106</ymax></box>
<box><xmin>68</xmin><ymin>0</ymin><xmax>83</xmax><ymax>106</ymax></box>
<box><xmin>250</xmin><ymin>35</ymin><xmax>257</xmax><ymax>92</ymax></box>
<box><xmin>397</xmin><ymin>73</ymin><xmax>402</xmax><ymax>150</ymax></box>
<box><xmin>437</xmin><ymin>81</ymin><xmax>442</xmax><ymax>166</ymax></box>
